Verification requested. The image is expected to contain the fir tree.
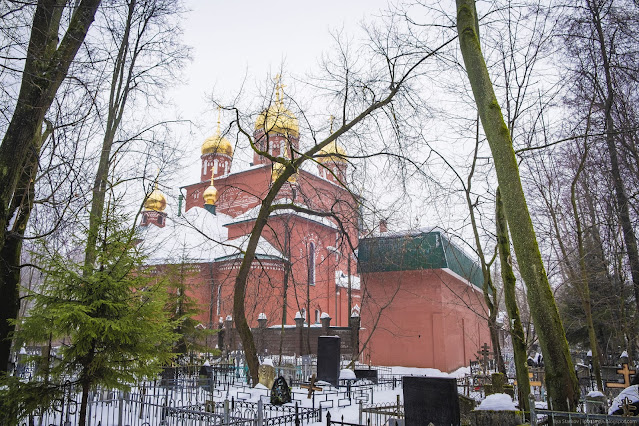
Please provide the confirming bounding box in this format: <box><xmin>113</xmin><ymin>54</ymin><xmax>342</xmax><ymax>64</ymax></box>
<box><xmin>162</xmin><ymin>252</ymin><xmax>218</xmax><ymax>361</ymax></box>
<box><xmin>4</xmin><ymin>209</ymin><xmax>176</xmax><ymax>425</ymax></box>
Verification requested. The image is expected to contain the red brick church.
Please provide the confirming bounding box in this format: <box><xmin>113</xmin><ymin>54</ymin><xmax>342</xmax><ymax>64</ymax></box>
<box><xmin>139</xmin><ymin>82</ymin><xmax>489</xmax><ymax>372</ymax></box>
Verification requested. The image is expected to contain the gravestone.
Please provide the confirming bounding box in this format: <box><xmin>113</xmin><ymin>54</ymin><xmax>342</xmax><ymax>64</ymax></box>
<box><xmin>160</xmin><ymin>366</ymin><xmax>177</xmax><ymax>387</ymax></box>
<box><xmin>258</xmin><ymin>363</ymin><xmax>276</xmax><ymax>389</ymax></box>
<box><xmin>199</xmin><ymin>365</ymin><xmax>212</xmax><ymax>377</ymax></box>
<box><xmin>270</xmin><ymin>376</ymin><xmax>292</xmax><ymax>405</ymax></box>
<box><xmin>403</xmin><ymin>376</ymin><xmax>460</xmax><ymax>426</ymax></box>
<box><xmin>317</xmin><ymin>336</ymin><xmax>340</xmax><ymax>386</ymax></box>
<box><xmin>354</xmin><ymin>369</ymin><xmax>378</xmax><ymax>384</ymax></box>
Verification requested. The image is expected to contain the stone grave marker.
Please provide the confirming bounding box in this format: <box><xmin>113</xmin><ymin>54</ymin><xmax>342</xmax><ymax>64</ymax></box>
<box><xmin>354</xmin><ymin>368</ymin><xmax>378</xmax><ymax>384</ymax></box>
<box><xmin>258</xmin><ymin>363</ymin><xmax>276</xmax><ymax>389</ymax></box>
<box><xmin>403</xmin><ymin>376</ymin><xmax>460</xmax><ymax>426</ymax></box>
<box><xmin>270</xmin><ymin>376</ymin><xmax>292</xmax><ymax>405</ymax></box>
<box><xmin>160</xmin><ymin>366</ymin><xmax>177</xmax><ymax>387</ymax></box>
<box><xmin>317</xmin><ymin>336</ymin><xmax>340</xmax><ymax>386</ymax></box>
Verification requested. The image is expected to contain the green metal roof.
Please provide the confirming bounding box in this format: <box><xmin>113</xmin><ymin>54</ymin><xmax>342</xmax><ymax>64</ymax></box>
<box><xmin>357</xmin><ymin>229</ymin><xmax>484</xmax><ymax>289</ymax></box>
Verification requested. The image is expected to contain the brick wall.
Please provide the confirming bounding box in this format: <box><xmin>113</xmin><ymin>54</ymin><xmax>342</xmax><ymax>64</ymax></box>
<box><xmin>218</xmin><ymin>315</ymin><xmax>360</xmax><ymax>358</ymax></box>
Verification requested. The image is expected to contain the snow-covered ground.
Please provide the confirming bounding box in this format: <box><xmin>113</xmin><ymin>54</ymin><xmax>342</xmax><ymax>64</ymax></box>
<box><xmin>33</xmin><ymin>364</ymin><xmax>478</xmax><ymax>426</ymax></box>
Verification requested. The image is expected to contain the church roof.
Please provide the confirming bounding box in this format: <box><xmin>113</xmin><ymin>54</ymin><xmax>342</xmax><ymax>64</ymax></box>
<box><xmin>357</xmin><ymin>228</ymin><xmax>484</xmax><ymax>289</ymax></box>
<box><xmin>139</xmin><ymin>206</ymin><xmax>284</xmax><ymax>265</ymax></box>
<box><xmin>226</xmin><ymin>200</ymin><xmax>338</xmax><ymax>230</ymax></box>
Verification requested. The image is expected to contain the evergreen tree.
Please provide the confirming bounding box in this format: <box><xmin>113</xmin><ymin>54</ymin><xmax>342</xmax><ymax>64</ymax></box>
<box><xmin>4</xmin><ymin>209</ymin><xmax>176</xmax><ymax>426</ymax></box>
<box><xmin>163</xmin><ymin>253</ymin><xmax>218</xmax><ymax>361</ymax></box>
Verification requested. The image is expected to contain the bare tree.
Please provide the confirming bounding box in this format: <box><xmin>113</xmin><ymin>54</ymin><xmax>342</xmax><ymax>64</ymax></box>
<box><xmin>0</xmin><ymin>0</ymin><xmax>102</xmax><ymax>372</ymax></box>
<box><xmin>456</xmin><ymin>0</ymin><xmax>579</xmax><ymax>410</ymax></box>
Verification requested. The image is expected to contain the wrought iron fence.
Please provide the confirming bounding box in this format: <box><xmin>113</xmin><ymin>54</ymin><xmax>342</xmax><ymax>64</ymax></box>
<box><xmin>358</xmin><ymin>397</ymin><xmax>404</xmax><ymax>426</ymax></box>
<box><xmin>528</xmin><ymin>394</ymin><xmax>639</xmax><ymax>425</ymax></box>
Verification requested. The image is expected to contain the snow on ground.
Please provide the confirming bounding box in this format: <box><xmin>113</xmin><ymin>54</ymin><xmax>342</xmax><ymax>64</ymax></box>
<box><xmin>390</xmin><ymin>365</ymin><xmax>470</xmax><ymax>378</ymax></box>
<box><xmin>476</xmin><ymin>393</ymin><xmax>517</xmax><ymax>411</ymax></box>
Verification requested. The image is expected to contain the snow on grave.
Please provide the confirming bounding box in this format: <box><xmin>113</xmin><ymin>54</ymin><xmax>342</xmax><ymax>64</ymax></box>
<box><xmin>609</xmin><ymin>384</ymin><xmax>639</xmax><ymax>416</ymax></box>
<box><xmin>476</xmin><ymin>393</ymin><xmax>517</xmax><ymax>411</ymax></box>
<box><xmin>339</xmin><ymin>369</ymin><xmax>356</xmax><ymax>380</ymax></box>
<box><xmin>471</xmin><ymin>393</ymin><xmax>523</xmax><ymax>426</ymax></box>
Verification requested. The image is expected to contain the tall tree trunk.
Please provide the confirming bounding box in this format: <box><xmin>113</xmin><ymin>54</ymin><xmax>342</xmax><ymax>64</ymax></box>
<box><xmin>0</xmin><ymin>0</ymin><xmax>101</xmax><ymax>372</ymax></box>
<box><xmin>589</xmin><ymin>0</ymin><xmax>639</xmax><ymax>319</ymax></box>
<box><xmin>78</xmin><ymin>345</ymin><xmax>96</xmax><ymax>426</ymax></box>
<box><xmin>0</xmin><ymin>123</ymin><xmax>49</xmax><ymax>371</ymax></box>
<box><xmin>569</xmin><ymin>136</ymin><xmax>603</xmax><ymax>391</ymax></box>
<box><xmin>456</xmin><ymin>0</ymin><xmax>579</xmax><ymax>410</ymax></box>
<box><xmin>465</xmin><ymin>121</ymin><xmax>505</xmax><ymax>374</ymax></box>
<box><xmin>83</xmin><ymin>0</ymin><xmax>136</xmax><ymax>274</ymax></box>
<box><xmin>278</xmin><ymin>224</ymin><xmax>291</xmax><ymax>365</ymax></box>
<box><xmin>496</xmin><ymin>188</ymin><xmax>530</xmax><ymax>412</ymax></box>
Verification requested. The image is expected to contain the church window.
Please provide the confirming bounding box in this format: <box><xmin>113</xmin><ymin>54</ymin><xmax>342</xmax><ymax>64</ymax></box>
<box><xmin>315</xmin><ymin>309</ymin><xmax>321</xmax><ymax>324</ymax></box>
<box><xmin>308</xmin><ymin>242</ymin><xmax>316</xmax><ymax>286</ymax></box>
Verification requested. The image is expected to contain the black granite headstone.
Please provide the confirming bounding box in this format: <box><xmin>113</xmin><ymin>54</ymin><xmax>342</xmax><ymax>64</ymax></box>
<box><xmin>354</xmin><ymin>369</ymin><xmax>378</xmax><ymax>384</ymax></box>
<box><xmin>270</xmin><ymin>376</ymin><xmax>292</xmax><ymax>405</ymax></box>
<box><xmin>403</xmin><ymin>376</ymin><xmax>460</xmax><ymax>426</ymax></box>
<box><xmin>317</xmin><ymin>336</ymin><xmax>340</xmax><ymax>386</ymax></box>
<box><xmin>199</xmin><ymin>365</ymin><xmax>212</xmax><ymax>377</ymax></box>
<box><xmin>160</xmin><ymin>366</ymin><xmax>177</xmax><ymax>387</ymax></box>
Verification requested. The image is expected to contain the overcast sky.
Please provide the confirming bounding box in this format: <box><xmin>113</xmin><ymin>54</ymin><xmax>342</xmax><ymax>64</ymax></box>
<box><xmin>170</xmin><ymin>0</ymin><xmax>391</xmax><ymax>143</ymax></box>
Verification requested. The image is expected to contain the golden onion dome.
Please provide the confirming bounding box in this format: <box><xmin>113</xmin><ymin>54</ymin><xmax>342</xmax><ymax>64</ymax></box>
<box><xmin>203</xmin><ymin>179</ymin><xmax>219</xmax><ymax>205</ymax></box>
<box><xmin>256</xmin><ymin>104</ymin><xmax>299</xmax><ymax>138</ymax></box>
<box><xmin>317</xmin><ymin>140</ymin><xmax>347</xmax><ymax>164</ymax></box>
<box><xmin>201</xmin><ymin>129</ymin><xmax>233</xmax><ymax>157</ymax></box>
<box><xmin>255</xmin><ymin>78</ymin><xmax>299</xmax><ymax>138</ymax></box>
<box><xmin>144</xmin><ymin>185</ymin><xmax>167</xmax><ymax>212</ymax></box>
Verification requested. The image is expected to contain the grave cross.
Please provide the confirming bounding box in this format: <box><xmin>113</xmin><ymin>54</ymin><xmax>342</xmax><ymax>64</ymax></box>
<box><xmin>476</xmin><ymin>343</ymin><xmax>492</xmax><ymax>374</ymax></box>
<box><xmin>606</xmin><ymin>363</ymin><xmax>636</xmax><ymax>389</ymax></box>
<box><xmin>300</xmin><ymin>373</ymin><xmax>323</xmax><ymax>399</ymax></box>
<box><xmin>621</xmin><ymin>397</ymin><xmax>637</xmax><ymax>417</ymax></box>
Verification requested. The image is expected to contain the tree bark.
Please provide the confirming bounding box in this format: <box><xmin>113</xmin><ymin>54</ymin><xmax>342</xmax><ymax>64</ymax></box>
<box><xmin>456</xmin><ymin>0</ymin><xmax>579</xmax><ymax>410</ymax></box>
<box><xmin>0</xmin><ymin>0</ymin><xmax>101</xmax><ymax>371</ymax></box>
<box><xmin>496</xmin><ymin>188</ymin><xmax>530</xmax><ymax>412</ymax></box>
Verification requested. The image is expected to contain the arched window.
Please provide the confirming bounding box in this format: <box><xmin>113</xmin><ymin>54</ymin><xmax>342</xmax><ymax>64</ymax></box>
<box><xmin>308</xmin><ymin>242</ymin><xmax>316</xmax><ymax>286</ymax></box>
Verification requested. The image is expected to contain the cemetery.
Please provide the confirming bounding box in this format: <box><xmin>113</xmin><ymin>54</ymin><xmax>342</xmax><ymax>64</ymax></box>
<box><xmin>11</xmin><ymin>332</ymin><xmax>639</xmax><ymax>425</ymax></box>
<box><xmin>3</xmin><ymin>1</ymin><xmax>639</xmax><ymax>425</ymax></box>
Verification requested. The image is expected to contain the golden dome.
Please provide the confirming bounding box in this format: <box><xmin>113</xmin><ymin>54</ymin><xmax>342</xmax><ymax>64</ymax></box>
<box><xmin>317</xmin><ymin>141</ymin><xmax>347</xmax><ymax>164</ymax></box>
<box><xmin>203</xmin><ymin>178</ymin><xmax>219</xmax><ymax>205</ymax></box>
<box><xmin>255</xmin><ymin>78</ymin><xmax>299</xmax><ymax>138</ymax></box>
<box><xmin>256</xmin><ymin>105</ymin><xmax>299</xmax><ymax>138</ymax></box>
<box><xmin>144</xmin><ymin>185</ymin><xmax>167</xmax><ymax>212</ymax></box>
<box><xmin>201</xmin><ymin>130</ymin><xmax>233</xmax><ymax>157</ymax></box>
